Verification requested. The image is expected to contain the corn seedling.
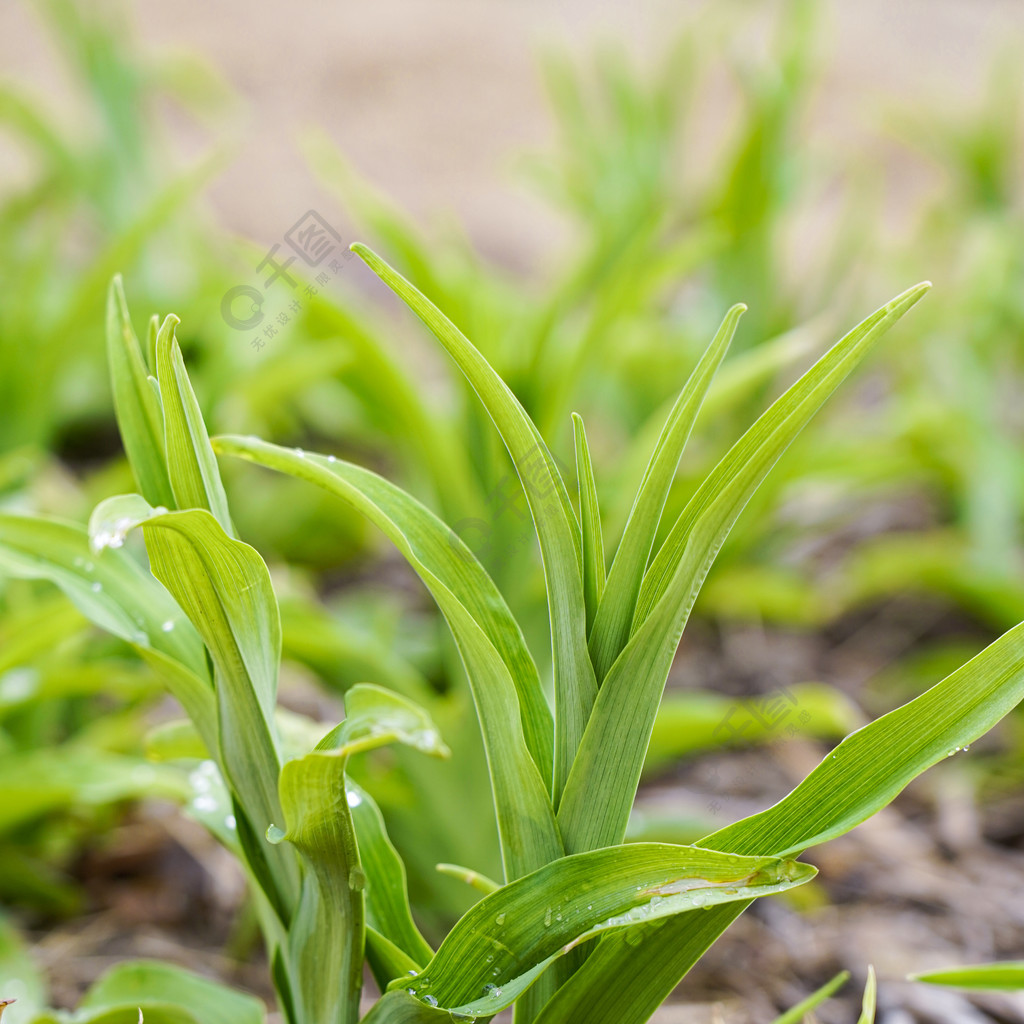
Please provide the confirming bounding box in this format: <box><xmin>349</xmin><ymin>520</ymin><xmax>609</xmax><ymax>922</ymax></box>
<box><xmin>5</xmin><ymin>251</ymin><xmax>1024</xmax><ymax>1024</ymax></box>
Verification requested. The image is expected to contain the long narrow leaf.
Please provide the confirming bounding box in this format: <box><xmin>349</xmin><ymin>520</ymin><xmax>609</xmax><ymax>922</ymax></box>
<box><xmin>89</xmin><ymin>496</ymin><xmax>298</xmax><ymax>920</ymax></box>
<box><xmin>538</xmin><ymin>616</ymin><xmax>1024</xmax><ymax>1024</ymax></box>
<box><xmin>269</xmin><ymin>752</ymin><xmax>364</xmax><ymax>1024</ymax></box>
<box><xmin>106</xmin><ymin>275</ymin><xmax>174</xmax><ymax>508</ymax></box>
<box><xmin>589</xmin><ymin>303</ymin><xmax>744</xmax><ymax>680</ymax></box>
<box><xmin>911</xmin><ymin>962</ymin><xmax>1024</xmax><ymax>991</ymax></box>
<box><xmin>213</xmin><ymin>436</ymin><xmax>562</xmax><ymax>881</ymax></box>
<box><xmin>352</xmin><ymin>242</ymin><xmax>596</xmax><ymax>802</ymax></box>
<box><xmin>155</xmin><ymin>315</ymin><xmax>234</xmax><ymax>534</ymax></box>
<box><xmin>636</xmin><ymin>283</ymin><xmax>930</xmax><ymax>627</ymax></box>
<box><xmin>558</xmin><ymin>284</ymin><xmax>930</xmax><ymax>856</ymax></box>
<box><xmin>571</xmin><ymin>414</ymin><xmax>605</xmax><ymax>635</ymax></box>
<box><xmin>0</xmin><ymin>514</ymin><xmax>212</xmax><ymax>741</ymax></box>
<box><xmin>348</xmin><ymin>780</ymin><xmax>434</xmax><ymax>979</ymax></box>
<box><xmin>363</xmin><ymin>845</ymin><xmax>813</xmax><ymax>1023</ymax></box>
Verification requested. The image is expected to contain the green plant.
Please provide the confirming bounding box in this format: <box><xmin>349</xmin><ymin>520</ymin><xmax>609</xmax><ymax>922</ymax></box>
<box><xmin>6</xmin><ymin>255</ymin><xmax>1024</xmax><ymax>1024</ymax></box>
<box><xmin>911</xmin><ymin>962</ymin><xmax>1024</xmax><ymax>992</ymax></box>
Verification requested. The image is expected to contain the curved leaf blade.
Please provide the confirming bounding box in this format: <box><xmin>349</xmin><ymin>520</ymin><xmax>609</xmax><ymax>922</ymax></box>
<box><xmin>558</xmin><ymin>284</ymin><xmax>931</xmax><ymax>857</ymax></box>
<box><xmin>539</xmin><ymin>615</ymin><xmax>1024</xmax><ymax>1024</ymax></box>
<box><xmin>213</xmin><ymin>435</ymin><xmax>562</xmax><ymax>882</ymax></box>
<box><xmin>106</xmin><ymin>276</ymin><xmax>174</xmax><ymax>508</ymax></box>
<box><xmin>155</xmin><ymin>315</ymin><xmax>233</xmax><ymax>534</ymax></box>
<box><xmin>571</xmin><ymin>414</ymin><xmax>605</xmax><ymax>636</ymax></box>
<box><xmin>589</xmin><ymin>303</ymin><xmax>744</xmax><ymax>681</ymax></box>
<box><xmin>910</xmin><ymin>962</ymin><xmax>1024</xmax><ymax>992</ymax></box>
<box><xmin>78</xmin><ymin>961</ymin><xmax>265</xmax><ymax>1024</ymax></box>
<box><xmin>351</xmin><ymin>242</ymin><xmax>595</xmax><ymax>803</ymax></box>
<box><xmin>364</xmin><ymin>844</ymin><xmax>812</xmax><ymax>1022</ymax></box>
<box><xmin>348</xmin><ymin>780</ymin><xmax>434</xmax><ymax>978</ymax></box>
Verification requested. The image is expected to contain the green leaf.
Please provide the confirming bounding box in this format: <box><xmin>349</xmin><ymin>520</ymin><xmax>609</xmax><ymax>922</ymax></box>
<box><xmin>270</xmin><ymin>680</ymin><xmax>456</xmax><ymax>1023</ymax></box>
<box><xmin>636</xmin><ymin>284</ymin><xmax>930</xmax><ymax>628</ymax></box>
<box><xmin>910</xmin><ymin>962</ymin><xmax>1024</xmax><ymax>992</ymax></box>
<box><xmin>363</xmin><ymin>844</ymin><xmax>813</xmax><ymax>1022</ymax></box>
<box><xmin>77</xmin><ymin>961</ymin><xmax>265</xmax><ymax>1024</ymax></box>
<box><xmin>269</xmin><ymin>751</ymin><xmax>364</xmax><ymax>1024</ymax></box>
<box><xmin>588</xmin><ymin>303</ymin><xmax>744</xmax><ymax>681</ymax></box>
<box><xmin>571</xmin><ymin>414</ymin><xmax>605</xmax><ymax>635</ymax></box>
<box><xmin>538</xmin><ymin>614</ymin><xmax>1024</xmax><ymax>1024</ymax></box>
<box><xmin>213</xmin><ymin>436</ymin><xmax>562</xmax><ymax>882</ymax></box>
<box><xmin>317</xmin><ymin>684</ymin><xmax>449</xmax><ymax>760</ymax></box>
<box><xmin>435</xmin><ymin>863</ymin><xmax>500</xmax><ymax>895</ymax></box>
<box><xmin>857</xmin><ymin>966</ymin><xmax>877</xmax><ymax>1024</ymax></box>
<box><xmin>105</xmin><ymin>275</ymin><xmax>174</xmax><ymax>508</ymax></box>
<box><xmin>154</xmin><ymin>314</ymin><xmax>233</xmax><ymax>534</ymax></box>
<box><xmin>367</xmin><ymin>929</ymin><xmax>424</xmax><ymax>992</ymax></box>
<box><xmin>351</xmin><ymin>242</ymin><xmax>595</xmax><ymax>803</ymax></box>
<box><xmin>347</xmin><ymin>780</ymin><xmax>434</xmax><ymax>978</ymax></box>
<box><xmin>0</xmin><ymin>514</ymin><xmax>213</xmax><ymax>740</ymax></box>
<box><xmin>88</xmin><ymin>496</ymin><xmax>298</xmax><ymax>920</ymax></box>
<box><xmin>770</xmin><ymin>970</ymin><xmax>849</xmax><ymax>1024</ymax></box>
<box><xmin>558</xmin><ymin>284</ymin><xmax>931</xmax><ymax>857</ymax></box>
<box><xmin>0</xmin><ymin>914</ymin><xmax>47</xmax><ymax>1024</ymax></box>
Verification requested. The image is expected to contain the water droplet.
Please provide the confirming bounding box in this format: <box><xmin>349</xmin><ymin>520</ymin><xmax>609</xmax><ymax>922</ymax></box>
<box><xmin>346</xmin><ymin>789</ymin><xmax>362</xmax><ymax>807</ymax></box>
<box><xmin>494</xmin><ymin>912</ymin><xmax>505</xmax><ymax>925</ymax></box>
<box><xmin>225</xmin><ymin>815</ymin><xmax>237</xmax><ymax>830</ymax></box>
<box><xmin>963</xmin><ymin>744</ymin><xmax>970</xmax><ymax>752</ymax></box>
<box><xmin>295</xmin><ymin>448</ymin><xmax>306</xmax><ymax>458</ymax></box>
<box><xmin>348</xmin><ymin>866</ymin><xmax>367</xmax><ymax>892</ymax></box>
<box><xmin>84</xmin><ymin>561</ymin><xmax>94</xmax><ymax>572</ymax></box>
<box><xmin>327</xmin><ymin>454</ymin><xmax>337</xmax><ymax>463</ymax></box>
<box><xmin>485</xmin><ymin>955</ymin><xmax>493</xmax><ymax>963</ymax></box>
<box><xmin>161</xmin><ymin>620</ymin><xmax>175</xmax><ymax>632</ymax></box>
<box><xmin>544</xmin><ymin>907</ymin><xmax>552</xmax><ymax>927</ymax></box>
<box><xmin>193</xmin><ymin>795</ymin><xmax>217</xmax><ymax>813</ymax></box>
<box><xmin>555</xmin><ymin>913</ymin><xmax>562</xmax><ymax>922</ymax></box>
<box><xmin>422</xmin><ymin>995</ymin><xmax>438</xmax><ymax>1007</ymax></box>
<box><xmin>91</xmin><ymin>582</ymin><xmax>102</xmax><ymax>593</ymax></box>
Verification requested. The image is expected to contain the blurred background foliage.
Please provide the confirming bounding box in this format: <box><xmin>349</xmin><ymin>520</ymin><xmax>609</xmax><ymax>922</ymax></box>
<box><xmin>2</xmin><ymin>0</ymin><xmax>1024</xmax><ymax>990</ymax></box>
